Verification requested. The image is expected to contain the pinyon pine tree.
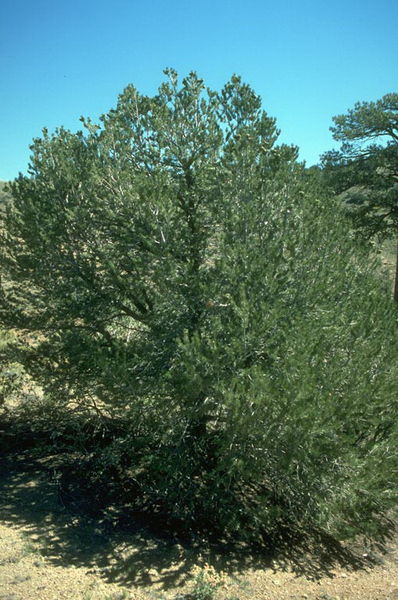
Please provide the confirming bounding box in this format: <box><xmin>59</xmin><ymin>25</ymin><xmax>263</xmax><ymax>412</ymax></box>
<box><xmin>1</xmin><ymin>71</ymin><xmax>398</xmax><ymax>542</ymax></box>
<box><xmin>323</xmin><ymin>93</ymin><xmax>398</xmax><ymax>298</ymax></box>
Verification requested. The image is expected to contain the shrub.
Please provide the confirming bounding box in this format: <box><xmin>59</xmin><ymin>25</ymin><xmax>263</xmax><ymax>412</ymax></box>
<box><xmin>1</xmin><ymin>70</ymin><xmax>397</xmax><ymax>543</ymax></box>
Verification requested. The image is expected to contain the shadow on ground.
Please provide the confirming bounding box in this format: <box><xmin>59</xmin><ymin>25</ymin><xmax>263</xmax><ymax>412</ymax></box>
<box><xmin>0</xmin><ymin>445</ymin><xmax>382</xmax><ymax>593</ymax></box>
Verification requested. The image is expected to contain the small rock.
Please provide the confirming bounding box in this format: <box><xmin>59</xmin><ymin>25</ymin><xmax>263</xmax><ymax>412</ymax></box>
<box><xmin>11</xmin><ymin>574</ymin><xmax>31</xmax><ymax>584</ymax></box>
<box><xmin>318</xmin><ymin>593</ymin><xmax>340</xmax><ymax>600</ymax></box>
<box><xmin>33</xmin><ymin>559</ymin><xmax>43</xmax><ymax>567</ymax></box>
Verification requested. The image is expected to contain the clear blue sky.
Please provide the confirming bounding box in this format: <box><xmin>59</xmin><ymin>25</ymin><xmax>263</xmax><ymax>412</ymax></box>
<box><xmin>1</xmin><ymin>0</ymin><xmax>397</xmax><ymax>180</ymax></box>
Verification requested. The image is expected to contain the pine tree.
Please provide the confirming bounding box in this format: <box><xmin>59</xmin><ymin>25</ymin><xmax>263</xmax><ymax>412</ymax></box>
<box><xmin>324</xmin><ymin>93</ymin><xmax>398</xmax><ymax>299</ymax></box>
<box><xmin>1</xmin><ymin>72</ymin><xmax>398</xmax><ymax>542</ymax></box>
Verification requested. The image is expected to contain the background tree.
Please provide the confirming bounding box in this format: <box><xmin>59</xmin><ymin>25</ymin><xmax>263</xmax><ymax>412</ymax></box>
<box><xmin>1</xmin><ymin>72</ymin><xmax>398</xmax><ymax>543</ymax></box>
<box><xmin>324</xmin><ymin>93</ymin><xmax>398</xmax><ymax>298</ymax></box>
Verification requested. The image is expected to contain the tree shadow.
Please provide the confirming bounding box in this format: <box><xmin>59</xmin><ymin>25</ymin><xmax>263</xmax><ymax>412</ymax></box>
<box><xmin>0</xmin><ymin>447</ymin><xmax>391</xmax><ymax>594</ymax></box>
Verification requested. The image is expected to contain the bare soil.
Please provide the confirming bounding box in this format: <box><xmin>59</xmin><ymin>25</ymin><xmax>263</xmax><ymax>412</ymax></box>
<box><xmin>0</xmin><ymin>450</ymin><xmax>397</xmax><ymax>600</ymax></box>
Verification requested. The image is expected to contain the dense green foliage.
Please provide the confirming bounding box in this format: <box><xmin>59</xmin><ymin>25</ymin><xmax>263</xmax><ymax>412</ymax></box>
<box><xmin>1</xmin><ymin>72</ymin><xmax>398</xmax><ymax>543</ymax></box>
<box><xmin>0</xmin><ymin>181</ymin><xmax>12</xmax><ymax>216</ymax></box>
<box><xmin>0</xmin><ymin>182</ymin><xmax>23</xmax><ymax>411</ymax></box>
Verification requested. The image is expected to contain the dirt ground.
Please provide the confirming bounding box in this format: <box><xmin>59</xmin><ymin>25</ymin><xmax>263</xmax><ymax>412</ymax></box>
<box><xmin>0</xmin><ymin>451</ymin><xmax>397</xmax><ymax>600</ymax></box>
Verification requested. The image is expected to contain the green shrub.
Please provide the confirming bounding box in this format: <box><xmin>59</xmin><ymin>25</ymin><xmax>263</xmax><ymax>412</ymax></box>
<box><xmin>1</xmin><ymin>71</ymin><xmax>397</xmax><ymax>543</ymax></box>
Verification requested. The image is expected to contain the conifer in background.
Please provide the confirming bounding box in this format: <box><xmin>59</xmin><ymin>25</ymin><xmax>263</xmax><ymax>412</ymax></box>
<box><xmin>322</xmin><ymin>93</ymin><xmax>398</xmax><ymax>299</ymax></box>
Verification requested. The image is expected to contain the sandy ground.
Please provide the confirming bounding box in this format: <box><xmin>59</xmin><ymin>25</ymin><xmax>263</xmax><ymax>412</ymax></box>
<box><xmin>0</xmin><ymin>452</ymin><xmax>397</xmax><ymax>600</ymax></box>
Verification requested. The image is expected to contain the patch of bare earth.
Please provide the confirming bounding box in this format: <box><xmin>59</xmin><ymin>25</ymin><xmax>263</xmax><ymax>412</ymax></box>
<box><xmin>0</xmin><ymin>451</ymin><xmax>397</xmax><ymax>600</ymax></box>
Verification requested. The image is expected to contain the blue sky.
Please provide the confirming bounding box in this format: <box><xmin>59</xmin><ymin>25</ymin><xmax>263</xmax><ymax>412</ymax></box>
<box><xmin>1</xmin><ymin>0</ymin><xmax>397</xmax><ymax>180</ymax></box>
